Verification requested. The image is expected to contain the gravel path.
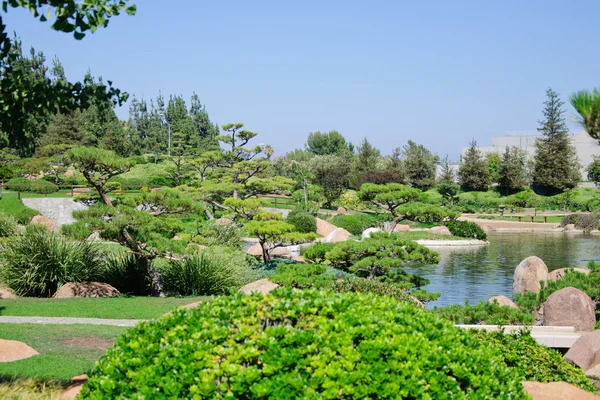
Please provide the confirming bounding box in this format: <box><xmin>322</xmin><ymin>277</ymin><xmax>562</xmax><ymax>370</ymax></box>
<box><xmin>21</xmin><ymin>198</ymin><xmax>88</xmax><ymax>228</ymax></box>
<box><xmin>0</xmin><ymin>316</ymin><xmax>144</xmax><ymax>327</ymax></box>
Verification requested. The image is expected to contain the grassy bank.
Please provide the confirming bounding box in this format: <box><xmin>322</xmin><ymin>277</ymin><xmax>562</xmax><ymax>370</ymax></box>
<box><xmin>393</xmin><ymin>231</ymin><xmax>470</xmax><ymax>241</ymax></box>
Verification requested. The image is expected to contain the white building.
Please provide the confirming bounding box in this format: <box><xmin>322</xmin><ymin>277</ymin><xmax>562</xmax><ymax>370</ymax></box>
<box><xmin>462</xmin><ymin>131</ymin><xmax>600</xmax><ymax>178</ymax></box>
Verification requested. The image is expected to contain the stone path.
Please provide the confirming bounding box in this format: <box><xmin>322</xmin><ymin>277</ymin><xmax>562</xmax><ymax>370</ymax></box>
<box><xmin>0</xmin><ymin>316</ymin><xmax>143</xmax><ymax>327</ymax></box>
<box><xmin>21</xmin><ymin>198</ymin><xmax>88</xmax><ymax>228</ymax></box>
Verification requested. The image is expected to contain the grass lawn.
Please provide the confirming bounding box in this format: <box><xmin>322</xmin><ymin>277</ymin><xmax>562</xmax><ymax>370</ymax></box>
<box><xmin>0</xmin><ymin>297</ymin><xmax>209</xmax><ymax>320</ymax></box>
<box><xmin>260</xmin><ymin>197</ymin><xmax>297</xmax><ymax>210</ymax></box>
<box><xmin>475</xmin><ymin>215</ymin><xmax>564</xmax><ymax>223</ymax></box>
<box><xmin>0</xmin><ymin>323</ymin><xmax>127</xmax><ymax>382</ymax></box>
<box><xmin>393</xmin><ymin>231</ymin><xmax>469</xmax><ymax>241</ymax></box>
<box><xmin>0</xmin><ymin>192</ymin><xmax>39</xmax><ymax>217</ymax></box>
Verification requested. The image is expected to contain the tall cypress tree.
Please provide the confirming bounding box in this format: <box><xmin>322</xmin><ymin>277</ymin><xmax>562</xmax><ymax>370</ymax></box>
<box><xmin>437</xmin><ymin>154</ymin><xmax>456</xmax><ymax>184</ymax></box>
<box><xmin>458</xmin><ymin>139</ymin><xmax>490</xmax><ymax>191</ymax></box>
<box><xmin>532</xmin><ymin>88</ymin><xmax>580</xmax><ymax>195</ymax></box>
<box><xmin>498</xmin><ymin>146</ymin><xmax>528</xmax><ymax>195</ymax></box>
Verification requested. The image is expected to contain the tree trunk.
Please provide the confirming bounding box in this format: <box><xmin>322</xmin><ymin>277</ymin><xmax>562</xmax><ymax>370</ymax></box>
<box><xmin>122</xmin><ymin>227</ymin><xmax>164</xmax><ymax>296</ymax></box>
<box><xmin>382</xmin><ymin>217</ymin><xmax>399</xmax><ymax>233</ymax></box>
<box><xmin>97</xmin><ymin>187</ymin><xmax>113</xmax><ymax>207</ymax></box>
<box><xmin>261</xmin><ymin>242</ymin><xmax>271</xmax><ymax>263</ymax></box>
<box><xmin>303</xmin><ymin>179</ymin><xmax>308</xmax><ymax>207</ymax></box>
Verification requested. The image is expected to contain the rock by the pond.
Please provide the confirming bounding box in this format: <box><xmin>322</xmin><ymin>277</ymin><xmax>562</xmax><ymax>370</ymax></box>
<box><xmin>337</xmin><ymin>207</ymin><xmax>348</xmax><ymax>213</ymax></box>
<box><xmin>246</xmin><ymin>243</ymin><xmax>263</xmax><ymax>257</ymax></box>
<box><xmin>86</xmin><ymin>231</ymin><xmax>100</xmax><ymax>241</ymax></box>
<box><xmin>480</xmin><ymin>224</ymin><xmax>494</xmax><ymax>233</ymax></box>
<box><xmin>30</xmin><ymin>215</ymin><xmax>56</xmax><ymax>232</ymax></box>
<box><xmin>60</xmin><ymin>374</ymin><xmax>88</xmax><ymax>400</ymax></box>
<box><xmin>543</xmin><ymin>287</ymin><xmax>596</xmax><ymax>331</ymax></box>
<box><xmin>548</xmin><ymin>268</ymin><xmax>591</xmax><ymax>281</ymax></box>
<box><xmin>214</xmin><ymin>217</ymin><xmax>233</xmax><ymax>226</ymax></box>
<box><xmin>564</xmin><ymin>330</ymin><xmax>600</xmax><ymax>370</ymax></box>
<box><xmin>394</xmin><ymin>224</ymin><xmax>411</xmax><ymax>232</ymax></box>
<box><xmin>362</xmin><ymin>227</ymin><xmax>382</xmax><ymax>239</ymax></box>
<box><xmin>429</xmin><ymin>226</ymin><xmax>451</xmax><ymax>235</ymax></box>
<box><xmin>239</xmin><ymin>279</ymin><xmax>279</xmax><ymax>295</ymax></box>
<box><xmin>522</xmin><ymin>381</ymin><xmax>599</xmax><ymax>400</ymax></box>
<box><xmin>54</xmin><ymin>282</ymin><xmax>120</xmax><ymax>298</ymax></box>
<box><xmin>564</xmin><ymin>224</ymin><xmax>577</xmax><ymax>231</ymax></box>
<box><xmin>270</xmin><ymin>247</ymin><xmax>291</xmax><ymax>257</ymax></box>
<box><xmin>316</xmin><ymin>218</ymin><xmax>338</xmax><ymax>237</ymax></box>
<box><xmin>513</xmin><ymin>256</ymin><xmax>548</xmax><ymax>294</ymax></box>
<box><xmin>488</xmin><ymin>295</ymin><xmax>519</xmax><ymax>309</ymax></box>
<box><xmin>585</xmin><ymin>364</ymin><xmax>600</xmax><ymax>391</ymax></box>
<box><xmin>324</xmin><ymin>227</ymin><xmax>352</xmax><ymax>243</ymax></box>
<box><xmin>0</xmin><ymin>339</ymin><xmax>39</xmax><ymax>362</ymax></box>
<box><xmin>0</xmin><ymin>285</ymin><xmax>16</xmax><ymax>299</ymax></box>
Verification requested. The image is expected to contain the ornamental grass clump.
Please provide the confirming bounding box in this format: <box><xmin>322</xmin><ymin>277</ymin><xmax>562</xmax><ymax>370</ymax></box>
<box><xmin>81</xmin><ymin>289</ymin><xmax>528</xmax><ymax>399</ymax></box>
<box><xmin>0</xmin><ymin>225</ymin><xmax>105</xmax><ymax>297</ymax></box>
<box><xmin>0</xmin><ymin>213</ymin><xmax>17</xmax><ymax>237</ymax></box>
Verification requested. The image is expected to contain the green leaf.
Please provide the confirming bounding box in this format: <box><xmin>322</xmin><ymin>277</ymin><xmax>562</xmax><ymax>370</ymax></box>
<box><xmin>126</xmin><ymin>5</ymin><xmax>137</xmax><ymax>16</ymax></box>
<box><xmin>73</xmin><ymin>31</ymin><xmax>85</xmax><ymax>40</ymax></box>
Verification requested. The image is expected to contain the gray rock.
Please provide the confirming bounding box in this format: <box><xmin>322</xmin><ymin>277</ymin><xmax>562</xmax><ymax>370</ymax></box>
<box><xmin>513</xmin><ymin>256</ymin><xmax>548</xmax><ymax>294</ymax></box>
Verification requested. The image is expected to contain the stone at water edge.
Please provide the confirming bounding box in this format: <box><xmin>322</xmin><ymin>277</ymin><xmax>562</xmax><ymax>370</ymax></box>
<box><xmin>585</xmin><ymin>364</ymin><xmax>600</xmax><ymax>391</ymax></box>
<box><xmin>542</xmin><ymin>287</ymin><xmax>596</xmax><ymax>331</ymax></box>
<box><xmin>316</xmin><ymin>218</ymin><xmax>337</xmax><ymax>237</ymax></box>
<box><xmin>361</xmin><ymin>227</ymin><xmax>381</xmax><ymax>239</ymax></box>
<box><xmin>30</xmin><ymin>215</ymin><xmax>57</xmax><ymax>232</ymax></box>
<box><xmin>564</xmin><ymin>330</ymin><xmax>600</xmax><ymax>370</ymax></box>
<box><xmin>0</xmin><ymin>339</ymin><xmax>39</xmax><ymax>362</ymax></box>
<box><xmin>548</xmin><ymin>267</ymin><xmax>591</xmax><ymax>281</ymax></box>
<box><xmin>564</xmin><ymin>224</ymin><xmax>577</xmax><ymax>231</ymax></box>
<box><xmin>270</xmin><ymin>247</ymin><xmax>291</xmax><ymax>257</ymax></box>
<box><xmin>513</xmin><ymin>256</ymin><xmax>548</xmax><ymax>294</ymax></box>
<box><xmin>239</xmin><ymin>279</ymin><xmax>279</xmax><ymax>295</ymax></box>
<box><xmin>54</xmin><ymin>282</ymin><xmax>120</xmax><ymax>298</ymax></box>
<box><xmin>429</xmin><ymin>226</ymin><xmax>451</xmax><ymax>235</ymax></box>
<box><xmin>488</xmin><ymin>295</ymin><xmax>519</xmax><ymax>309</ymax></box>
<box><xmin>521</xmin><ymin>381</ymin><xmax>600</xmax><ymax>400</ymax></box>
<box><xmin>324</xmin><ymin>227</ymin><xmax>352</xmax><ymax>243</ymax></box>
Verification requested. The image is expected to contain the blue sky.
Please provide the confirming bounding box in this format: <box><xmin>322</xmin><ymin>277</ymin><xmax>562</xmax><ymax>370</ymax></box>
<box><xmin>8</xmin><ymin>1</ymin><xmax>600</xmax><ymax>158</ymax></box>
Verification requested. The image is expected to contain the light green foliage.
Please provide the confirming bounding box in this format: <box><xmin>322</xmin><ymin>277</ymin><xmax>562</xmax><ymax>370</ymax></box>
<box><xmin>285</xmin><ymin>208</ymin><xmax>317</xmax><ymax>233</ymax></box>
<box><xmin>193</xmin><ymin>222</ymin><xmax>243</xmax><ymax>248</ymax></box>
<box><xmin>331</xmin><ymin>276</ymin><xmax>421</xmax><ymax>303</ymax></box>
<box><xmin>270</xmin><ymin>263</ymin><xmax>337</xmax><ymax>289</ymax></box>
<box><xmin>570</xmin><ymin>87</ymin><xmax>600</xmax><ymax>141</ymax></box>
<box><xmin>330</xmin><ymin>212</ymin><xmax>388</xmax><ymax>235</ymax></box>
<box><xmin>0</xmin><ymin>212</ymin><xmax>17</xmax><ymax>237</ymax></box>
<box><xmin>0</xmin><ymin>225</ymin><xmax>106</xmax><ymax>296</ymax></box>
<box><xmin>472</xmin><ymin>330</ymin><xmax>597</xmax><ymax>393</ymax></box>
<box><xmin>445</xmin><ymin>220</ymin><xmax>487</xmax><ymax>240</ymax></box>
<box><xmin>486</xmin><ymin>152</ymin><xmax>501</xmax><ymax>183</ymax></box>
<box><xmin>434</xmin><ymin>301</ymin><xmax>534</xmax><ymax>325</ymax></box>
<box><xmin>402</xmin><ymin>140</ymin><xmax>437</xmax><ymax>190</ymax></box>
<box><xmin>305</xmin><ymin>130</ymin><xmax>353</xmax><ymax>156</ymax></box>
<box><xmin>532</xmin><ymin>88</ymin><xmax>581</xmax><ymax>195</ymax></box>
<box><xmin>458</xmin><ymin>139</ymin><xmax>491</xmax><ymax>191</ymax></box>
<box><xmin>309</xmin><ymin>154</ymin><xmax>351</xmax><ymax>206</ymax></box>
<box><xmin>223</xmin><ymin>197</ymin><xmax>266</xmax><ymax>221</ymax></box>
<box><xmin>396</xmin><ymin>202</ymin><xmax>459</xmax><ymax>222</ymax></box>
<box><xmin>357</xmin><ymin>183</ymin><xmax>422</xmax><ymax>228</ymax></box>
<box><xmin>302</xmin><ymin>242</ymin><xmax>336</xmax><ymax>264</ymax></box>
<box><xmin>436</xmin><ymin>183</ymin><xmax>459</xmax><ymax>205</ymax></box>
<box><xmin>5</xmin><ymin>177</ymin><xmax>59</xmax><ymax>194</ymax></box>
<box><xmin>80</xmin><ymin>289</ymin><xmax>528</xmax><ymax>399</ymax></box>
<box><xmin>587</xmin><ymin>156</ymin><xmax>600</xmax><ymax>186</ymax></box>
<box><xmin>161</xmin><ymin>247</ymin><xmax>254</xmax><ymax>296</ymax></box>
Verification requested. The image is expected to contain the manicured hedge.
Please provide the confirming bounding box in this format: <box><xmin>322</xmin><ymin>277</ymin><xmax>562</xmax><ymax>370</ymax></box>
<box><xmin>81</xmin><ymin>289</ymin><xmax>527</xmax><ymax>399</ymax></box>
<box><xmin>5</xmin><ymin>177</ymin><xmax>59</xmax><ymax>194</ymax></box>
<box><xmin>285</xmin><ymin>209</ymin><xmax>317</xmax><ymax>233</ymax></box>
<box><xmin>330</xmin><ymin>213</ymin><xmax>387</xmax><ymax>235</ymax></box>
<box><xmin>445</xmin><ymin>220</ymin><xmax>488</xmax><ymax>240</ymax></box>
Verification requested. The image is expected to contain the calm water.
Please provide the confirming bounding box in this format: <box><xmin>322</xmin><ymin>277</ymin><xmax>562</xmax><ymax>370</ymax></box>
<box><xmin>404</xmin><ymin>233</ymin><xmax>600</xmax><ymax>308</ymax></box>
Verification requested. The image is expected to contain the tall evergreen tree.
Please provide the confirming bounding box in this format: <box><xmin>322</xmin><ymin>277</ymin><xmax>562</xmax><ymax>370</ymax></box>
<box><xmin>498</xmin><ymin>146</ymin><xmax>528</xmax><ymax>195</ymax></box>
<box><xmin>350</xmin><ymin>137</ymin><xmax>381</xmax><ymax>188</ymax></box>
<box><xmin>458</xmin><ymin>139</ymin><xmax>490</xmax><ymax>191</ymax></box>
<box><xmin>402</xmin><ymin>140</ymin><xmax>437</xmax><ymax>190</ymax></box>
<box><xmin>437</xmin><ymin>154</ymin><xmax>455</xmax><ymax>184</ymax></box>
<box><xmin>532</xmin><ymin>88</ymin><xmax>580</xmax><ymax>195</ymax></box>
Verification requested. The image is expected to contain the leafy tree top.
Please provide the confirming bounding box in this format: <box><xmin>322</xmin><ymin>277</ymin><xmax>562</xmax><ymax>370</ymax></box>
<box><xmin>306</xmin><ymin>130</ymin><xmax>353</xmax><ymax>156</ymax></box>
<box><xmin>570</xmin><ymin>88</ymin><xmax>600</xmax><ymax>141</ymax></box>
<box><xmin>358</xmin><ymin>183</ymin><xmax>422</xmax><ymax>216</ymax></box>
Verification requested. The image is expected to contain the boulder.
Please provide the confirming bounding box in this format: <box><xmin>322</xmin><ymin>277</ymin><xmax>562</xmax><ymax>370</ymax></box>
<box><xmin>86</xmin><ymin>231</ymin><xmax>100</xmax><ymax>241</ymax></box>
<box><xmin>64</xmin><ymin>169</ymin><xmax>75</xmax><ymax>178</ymax></box>
<box><xmin>324</xmin><ymin>227</ymin><xmax>352</xmax><ymax>243</ymax></box>
<box><xmin>239</xmin><ymin>279</ymin><xmax>279</xmax><ymax>295</ymax></box>
<box><xmin>394</xmin><ymin>224</ymin><xmax>411</xmax><ymax>232</ymax></box>
<box><xmin>513</xmin><ymin>256</ymin><xmax>548</xmax><ymax>294</ymax></box>
<box><xmin>543</xmin><ymin>287</ymin><xmax>596</xmax><ymax>331</ymax></box>
<box><xmin>585</xmin><ymin>364</ymin><xmax>600</xmax><ymax>391</ymax></box>
<box><xmin>522</xmin><ymin>381</ymin><xmax>599</xmax><ymax>400</ymax></box>
<box><xmin>429</xmin><ymin>226</ymin><xmax>451</xmax><ymax>235</ymax></box>
<box><xmin>316</xmin><ymin>218</ymin><xmax>337</xmax><ymax>237</ymax></box>
<box><xmin>214</xmin><ymin>217</ymin><xmax>233</xmax><ymax>226</ymax></box>
<box><xmin>54</xmin><ymin>282</ymin><xmax>120</xmax><ymax>298</ymax></box>
<box><xmin>336</xmin><ymin>207</ymin><xmax>348</xmax><ymax>214</ymax></box>
<box><xmin>488</xmin><ymin>295</ymin><xmax>519</xmax><ymax>309</ymax></box>
<box><xmin>246</xmin><ymin>243</ymin><xmax>263</xmax><ymax>257</ymax></box>
<box><xmin>271</xmin><ymin>247</ymin><xmax>291</xmax><ymax>257</ymax></box>
<box><xmin>548</xmin><ymin>268</ymin><xmax>591</xmax><ymax>281</ymax></box>
<box><xmin>30</xmin><ymin>215</ymin><xmax>56</xmax><ymax>232</ymax></box>
<box><xmin>0</xmin><ymin>285</ymin><xmax>16</xmax><ymax>299</ymax></box>
<box><xmin>565</xmin><ymin>330</ymin><xmax>600</xmax><ymax>370</ymax></box>
<box><xmin>564</xmin><ymin>224</ymin><xmax>577</xmax><ymax>231</ymax></box>
<box><xmin>480</xmin><ymin>224</ymin><xmax>494</xmax><ymax>233</ymax></box>
<box><xmin>361</xmin><ymin>227</ymin><xmax>382</xmax><ymax>240</ymax></box>
<box><xmin>0</xmin><ymin>339</ymin><xmax>39</xmax><ymax>362</ymax></box>
<box><xmin>60</xmin><ymin>374</ymin><xmax>88</xmax><ymax>400</ymax></box>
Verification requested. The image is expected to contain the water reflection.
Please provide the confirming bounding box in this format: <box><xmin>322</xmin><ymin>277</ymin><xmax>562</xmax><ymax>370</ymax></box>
<box><xmin>403</xmin><ymin>232</ymin><xmax>600</xmax><ymax>308</ymax></box>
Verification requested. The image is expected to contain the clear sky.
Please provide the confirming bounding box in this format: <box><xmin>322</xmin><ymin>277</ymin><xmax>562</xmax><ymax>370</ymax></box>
<box><xmin>8</xmin><ymin>0</ymin><xmax>600</xmax><ymax>158</ymax></box>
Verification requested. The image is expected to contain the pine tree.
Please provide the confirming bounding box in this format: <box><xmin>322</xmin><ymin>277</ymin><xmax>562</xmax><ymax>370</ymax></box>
<box><xmin>498</xmin><ymin>146</ymin><xmax>528</xmax><ymax>195</ymax></box>
<box><xmin>532</xmin><ymin>88</ymin><xmax>581</xmax><ymax>195</ymax></box>
<box><xmin>437</xmin><ymin>154</ymin><xmax>455</xmax><ymax>184</ymax></box>
<box><xmin>350</xmin><ymin>137</ymin><xmax>381</xmax><ymax>188</ymax></box>
<box><xmin>402</xmin><ymin>140</ymin><xmax>437</xmax><ymax>190</ymax></box>
<box><xmin>458</xmin><ymin>139</ymin><xmax>490</xmax><ymax>191</ymax></box>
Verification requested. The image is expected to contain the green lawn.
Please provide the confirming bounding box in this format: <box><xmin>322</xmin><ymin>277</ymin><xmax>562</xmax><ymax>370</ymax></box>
<box><xmin>0</xmin><ymin>323</ymin><xmax>127</xmax><ymax>382</ymax></box>
<box><xmin>393</xmin><ymin>231</ymin><xmax>469</xmax><ymax>241</ymax></box>
<box><xmin>0</xmin><ymin>297</ymin><xmax>209</xmax><ymax>320</ymax></box>
<box><xmin>0</xmin><ymin>192</ymin><xmax>39</xmax><ymax>217</ymax></box>
<box><xmin>475</xmin><ymin>215</ymin><xmax>564</xmax><ymax>223</ymax></box>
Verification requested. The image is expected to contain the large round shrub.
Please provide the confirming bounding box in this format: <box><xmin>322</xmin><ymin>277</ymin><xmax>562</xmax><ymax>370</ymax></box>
<box><xmin>331</xmin><ymin>213</ymin><xmax>385</xmax><ymax>235</ymax></box>
<box><xmin>81</xmin><ymin>289</ymin><xmax>527</xmax><ymax>399</ymax></box>
<box><xmin>285</xmin><ymin>209</ymin><xmax>317</xmax><ymax>233</ymax></box>
<box><xmin>445</xmin><ymin>220</ymin><xmax>487</xmax><ymax>240</ymax></box>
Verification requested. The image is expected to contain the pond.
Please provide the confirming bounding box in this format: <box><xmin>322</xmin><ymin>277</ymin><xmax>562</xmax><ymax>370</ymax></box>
<box><xmin>404</xmin><ymin>232</ymin><xmax>600</xmax><ymax>308</ymax></box>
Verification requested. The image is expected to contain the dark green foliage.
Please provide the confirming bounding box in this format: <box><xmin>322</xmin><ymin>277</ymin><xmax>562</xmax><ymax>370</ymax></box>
<box><xmin>161</xmin><ymin>247</ymin><xmax>254</xmax><ymax>296</ymax></box>
<box><xmin>13</xmin><ymin>207</ymin><xmax>40</xmax><ymax>224</ymax></box>
<box><xmin>445</xmin><ymin>220</ymin><xmax>487</xmax><ymax>240</ymax></box>
<box><xmin>193</xmin><ymin>222</ymin><xmax>243</xmax><ymax>248</ymax></box>
<box><xmin>100</xmin><ymin>253</ymin><xmax>152</xmax><ymax>296</ymax></box>
<box><xmin>498</xmin><ymin>146</ymin><xmax>528</xmax><ymax>195</ymax></box>
<box><xmin>286</xmin><ymin>209</ymin><xmax>317</xmax><ymax>233</ymax></box>
<box><xmin>434</xmin><ymin>301</ymin><xmax>534</xmax><ymax>325</ymax></box>
<box><xmin>0</xmin><ymin>213</ymin><xmax>17</xmax><ymax>237</ymax></box>
<box><xmin>472</xmin><ymin>330</ymin><xmax>597</xmax><ymax>393</ymax></box>
<box><xmin>309</xmin><ymin>155</ymin><xmax>351</xmax><ymax>206</ymax></box>
<box><xmin>437</xmin><ymin>154</ymin><xmax>455</xmax><ymax>185</ymax></box>
<box><xmin>5</xmin><ymin>177</ymin><xmax>59</xmax><ymax>194</ymax></box>
<box><xmin>532</xmin><ymin>88</ymin><xmax>581</xmax><ymax>195</ymax></box>
<box><xmin>436</xmin><ymin>183</ymin><xmax>459</xmax><ymax>205</ymax></box>
<box><xmin>0</xmin><ymin>226</ymin><xmax>105</xmax><ymax>296</ymax></box>
<box><xmin>402</xmin><ymin>140</ymin><xmax>437</xmax><ymax>190</ymax></box>
<box><xmin>396</xmin><ymin>202</ymin><xmax>459</xmax><ymax>223</ymax></box>
<box><xmin>302</xmin><ymin>242</ymin><xmax>336</xmax><ymax>263</ymax></box>
<box><xmin>350</xmin><ymin>137</ymin><xmax>381</xmax><ymax>188</ymax></box>
<box><xmin>587</xmin><ymin>156</ymin><xmax>600</xmax><ymax>186</ymax></box>
<box><xmin>81</xmin><ymin>289</ymin><xmax>528</xmax><ymax>399</ymax></box>
<box><xmin>270</xmin><ymin>263</ymin><xmax>337</xmax><ymax>289</ymax></box>
<box><xmin>458</xmin><ymin>139</ymin><xmax>491</xmax><ymax>191</ymax></box>
<box><xmin>561</xmin><ymin>213</ymin><xmax>600</xmax><ymax>232</ymax></box>
<box><xmin>330</xmin><ymin>213</ymin><xmax>386</xmax><ymax>235</ymax></box>
<box><xmin>330</xmin><ymin>277</ymin><xmax>420</xmax><ymax>304</ymax></box>
<box><xmin>306</xmin><ymin>130</ymin><xmax>353</xmax><ymax>156</ymax></box>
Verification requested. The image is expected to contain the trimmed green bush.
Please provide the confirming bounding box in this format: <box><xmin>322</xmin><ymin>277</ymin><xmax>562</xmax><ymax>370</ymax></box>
<box><xmin>161</xmin><ymin>246</ymin><xmax>255</xmax><ymax>295</ymax></box>
<box><xmin>434</xmin><ymin>301</ymin><xmax>534</xmax><ymax>325</ymax></box>
<box><xmin>331</xmin><ymin>276</ymin><xmax>420</xmax><ymax>304</ymax></box>
<box><xmin>0</xmin><ymin>213</ymin><xmax>17</xmax><ymax>237</ymax></box>
<box><xmin>445</xmin><ymin>220</ymin><xmax>488</xmax><ymax>240</ymax></box>
<box><xmin>285</xmin><ymin>209</ymin><xmax>317</xmax><ymax>233</ymax></box>
<box><xmin>81</xmin><ymin>289</ymin><xmax>527</xmax><ymax>399</ymax></box>
<box><xmin>0</xmin><ymin>225</ymin><xmax>106</xmax><ymax>297</ymax></box>
<box><xmin>5</xmin><ymin>177</ymin><xmax>59</xmax><ymax>194</ymax></box>
<box><xmin>397</xmin><ymin>202</ymin><xmax>459</xmax><ymax>222</ymax></box>
<box><xmin>330</xmin><ymin>213</ymin><xmax>387</xmax><ymax>235</ymax></box>
<box><xmin>472</xmin><ymin>330</ymin><xmax>596</xmax><ymax>393</ymax></box>
<box><xmin>302</xmin><ymin>242</ymin><xmax>335</xmax><ymax>263</ymax></box>
<box><xmin>270</xmin><ymin>263</ymin><xmax>337</xmax><ymax>288</ymax></box>
<box><xmin>561</xmin><ymin>213</ymin><xmax>600</xmax><ymax>232</ymax></box>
